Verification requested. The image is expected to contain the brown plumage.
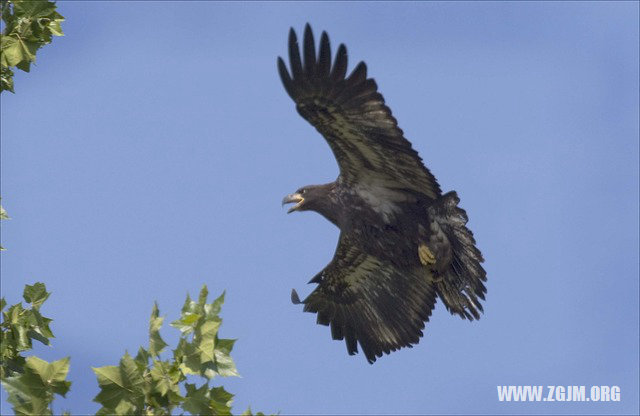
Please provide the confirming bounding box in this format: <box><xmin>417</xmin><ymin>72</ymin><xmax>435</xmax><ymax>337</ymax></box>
<box><xmin>280</xmin><ymin>24</ymin><xmax>486</xmax><ymax>364</ymax></box>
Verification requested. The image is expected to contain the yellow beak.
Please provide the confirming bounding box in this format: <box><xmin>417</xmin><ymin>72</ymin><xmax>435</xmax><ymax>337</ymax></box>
<box><xmin>282</xmin><ymin>193</ymin><xmax>304</xmax><ymax>213</ymax></box>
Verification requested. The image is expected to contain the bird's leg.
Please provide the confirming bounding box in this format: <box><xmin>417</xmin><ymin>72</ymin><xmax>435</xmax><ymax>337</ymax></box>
<box><xmin>419</xmin><ymin>244</ymin><xmax>444</xmax><ymax>283</ymax></box>
<box><xmin>418</xmin><ymin>243</ymin><xmax>436</xmax><ymax>266</ymax></box>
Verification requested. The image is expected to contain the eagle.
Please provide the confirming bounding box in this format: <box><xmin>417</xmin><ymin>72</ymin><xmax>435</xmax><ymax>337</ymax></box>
<box><xmin>279</xmin><ymin>24</ymin><xmax>486</xmax><ymax>364</ymax></box>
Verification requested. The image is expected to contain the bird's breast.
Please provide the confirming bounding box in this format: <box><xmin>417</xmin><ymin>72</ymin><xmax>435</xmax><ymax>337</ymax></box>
<box><xmin>344</xmin><ymin>213</ymin><xmax>420</xmax><ymax>269</ymax></box>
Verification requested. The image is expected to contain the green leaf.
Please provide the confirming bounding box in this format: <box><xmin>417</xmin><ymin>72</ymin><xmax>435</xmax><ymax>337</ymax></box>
<box><xmin>29</xmin><ymin>308</ymin><xmax>54</xmax><ymax>339</ymax></box>
<box><xmin>15</xmin><ymin>59</ymin><xmax>32</xmax><ymax>73</ymax></box>
<box><xmin>0</xmin><ymin>202</ymin><xmax>8</xmax><ymax>219</ymax></box>
<box><xmin>2</xmin><ymin>373</ymin><xmax>52</xmax><ymax>415</ymax></box>
<box><xmin>25</xmin><ymin>356</ymin><xmax>71</xmax><ymax>396</ymax></box>
<box><xmin>113</xmin><ymin>399</ymin><xmax>135</xmax><ymax>415</ymax></box>
<box><xmin>134</xmin><ymin>346</ymin><xmax>149</xmax><ymax>368</ymax></box>
<box><xmin>149</xmin><ymin>359</ymin><xmax>182</xmax><ymax>399</ymax></box>
<box><xmin>48</xmin><ymin>18</ymin><xmax>64</xmax><ymax>37</ymax></box>
<box><xmin>6</xmin><ymin>302</ymin><xmax>25</xmax><ymax>324</ymax></box>
<box><xmin>1</xmin><ymin>356</ymin><xmax>71</xmax><ymax>416</ymax></box>
<box><xmin>1</xmin><ymin>34</ymin><xmax>39</xmax><ymax>68</ymax></box>
<box><xmin>181</xmin><ymin>383</ymin><xmax>234</xmax><ymax>415</ymax></box>
<box><xmin>26</xmin><ymin>329</ymin><xmax>50</xmax><ymax>346</ymax></box>
<box><xmin>13</xmin><ymin>0</ymin><xmax>58</xmax><ymax>20</ymax></box>
<box><xmin>209</xmin><ymin>385</ymin><xmax>234</xmax><ymax>414</ymax></box>
<box><xmin>203</xmin><ymin>337</ymin><xmax>239</xmax><ymax>378</ymax></box>
<box><xmin>2</xmin><ymin>356</ymin><xmax>26</xmax><ymax>378</ymax></box>
<box><xmin>148</xmin><ymin>303</ymin><xmax>167</xmax><ymax>357</ymax></box>
<box><xmin>182</xmin><ymin>383</ymin><xmax>213</xmax><ymax>416</ymax></box>
<box><xmin>174</xmin><ymin>339</ymin><xmax>201</xmax><ymax>376</ymax></box>
<box><xmin>0</xmin><ymin>65</ymin><xmax>14</xmax><ymax>93</ymax></box>
<box><xmin>170</xmin><ymin>311</ymin><xmax>201</xmax><ymax>335</ymax></box>
<box><xmin>15</xmin><ymin>324</ymin><xmax>32</xmax><ymax>351</ymax></box>
<box><xmin>180</xmin><ymin>293</ymin><xmax>193</xmax><ymax>313</ymax></box>
<box><xmin>197</xmin><ymin>285</ymin><xmax>209</xmax><ymax>307</ymax></box>
<box><xmin>197</xmin><ymin>319</ymin><xmax>221</xmax><ymax>363</ymax></box>
<box><xmin>215</xmin><ymin>338</ymin><xmax>236</xmax><ymax>353</ymax></box>
<box><xmin>92</xmin><ymin>366</ymin><xmax>122</xmax><ymax>408</ymax></box>
<box><xmin>213</xmin><ymin>346</ymin><xmax>239</xmax><ymax>378</ymax></box>
<box><xmin>23</xmin><ymin>282</ymin><xmax>50</xmax><ymax>309</ymax></box>
<box><xmin>92</xmin><ymin>352</ymin><xmax>145</xmax><ymax>413</ymax></box>
<box><xmin>209</xmin><ymin>291</ymin><xmax>225</xmax><ymax>316</ymax></box>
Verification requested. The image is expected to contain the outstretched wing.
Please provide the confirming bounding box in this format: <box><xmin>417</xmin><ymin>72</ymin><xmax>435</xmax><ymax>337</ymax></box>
<box><xmin>293</xmin><ymin>232</ymin><xmax>437</xmax><ymax>364</ymax></box>
<box><xmin>278</xmin><ymin>24</ymin><xmax>441</xmax><ymax>199</ymax></box>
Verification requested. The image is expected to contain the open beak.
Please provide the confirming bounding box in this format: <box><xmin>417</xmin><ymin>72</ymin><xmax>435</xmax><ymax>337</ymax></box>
<box><xmin>282</xmin><ymin>193</ymin><xmax>304</xmax><ymax>214</ymax></box>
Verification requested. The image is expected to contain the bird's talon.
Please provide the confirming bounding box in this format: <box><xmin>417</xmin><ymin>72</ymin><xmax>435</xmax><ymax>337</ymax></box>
<box><xmin>418</xmin><ymin>244</ymin><xmax>436</xmax><ymax>266</ymax></box>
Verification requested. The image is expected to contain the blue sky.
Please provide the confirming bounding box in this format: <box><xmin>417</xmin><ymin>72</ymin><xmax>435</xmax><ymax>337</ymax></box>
<box><xmin>1</xmin><ymin>1</ymin><xmax>638</xmax><ymax>414</ymax></box>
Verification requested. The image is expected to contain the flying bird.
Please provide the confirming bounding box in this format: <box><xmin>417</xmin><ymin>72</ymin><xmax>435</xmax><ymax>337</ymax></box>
<box><xmin>279</xmin><ymin>24</ymin><xmax>486</xmax><ymax>364</ymax></box>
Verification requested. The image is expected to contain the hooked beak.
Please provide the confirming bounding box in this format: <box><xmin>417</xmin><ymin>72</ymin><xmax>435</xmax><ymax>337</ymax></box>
<box><xmin>282</xmin><ymin>193</ymin><xmax>304</xmax><ymax>213</ymax></box>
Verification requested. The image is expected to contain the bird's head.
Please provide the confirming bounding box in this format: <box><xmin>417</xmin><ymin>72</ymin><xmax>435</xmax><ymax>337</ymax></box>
<box><xmin>282</xmin><ymin>185</ymin><xmax>320</xmax><ymax>214</ymax></box>
<box><xmin>282</xmin><ymin>183</ymin><xmax>334</xmax><ymax>215</ymax></box>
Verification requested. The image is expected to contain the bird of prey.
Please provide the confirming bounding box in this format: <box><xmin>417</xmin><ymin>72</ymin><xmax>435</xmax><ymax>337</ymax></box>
<box><xmin>279</xmin><ymin>24</ymin><xmax>486</xmax><ymax>364</ymax></box>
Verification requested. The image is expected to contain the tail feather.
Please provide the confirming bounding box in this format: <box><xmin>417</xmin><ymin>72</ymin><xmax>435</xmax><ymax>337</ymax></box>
<box><xmin>427</xmin><ymin>191</ymin><xmax>487</xmax><ymax>320</ymax></box>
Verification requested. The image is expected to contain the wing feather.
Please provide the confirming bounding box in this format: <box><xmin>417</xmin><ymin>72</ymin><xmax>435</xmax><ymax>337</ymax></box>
<box><xmin>303</xmin><ymin>24</ymin><xmax>316</xmax><ymax>77</ymax></box>
<box><xmin>277</xmin><ymin>57</ymin><xmax>294</xmax><ymax>98</ymax></box>
<box><xmin>346</xmin><ymin>61</ymin><xmax>367</xmax><ymax>86</ymax></box>
<box><xmin>298</xmin><ymin>232</ymin><xmax>437</xmax><ymax>363</ymax></box>
<box><xmin>288</xmin><ymin>28</ymin><xmax>303</xmax><ymax>82</ymax></box>
<box><xmin>278</xmin><ymin>25</ymin><xmax>441</xmax><ymax>199</ymax></box>
<box><xmin>330</xmin><ymin>44</ymin><xmax>348</xmax><ymax>83</ymax></box>
<box><xmin>317</xmin><ymin>32</ymin><xmax>331</xmax><ymax>80</ymax></box>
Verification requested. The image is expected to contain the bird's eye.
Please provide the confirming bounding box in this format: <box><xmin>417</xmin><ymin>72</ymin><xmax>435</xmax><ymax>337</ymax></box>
<box><xmin>300</xmin><ymin>189</ymin><xmax>306</xmax><ymax>194</ymax></box>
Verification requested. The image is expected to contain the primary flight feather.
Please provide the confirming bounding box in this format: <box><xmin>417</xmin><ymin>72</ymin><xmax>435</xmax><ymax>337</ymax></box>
<box><xmin>279</xmin><ymin>24</ymin><xmax>486</xmax><ymax>364</ymax></box>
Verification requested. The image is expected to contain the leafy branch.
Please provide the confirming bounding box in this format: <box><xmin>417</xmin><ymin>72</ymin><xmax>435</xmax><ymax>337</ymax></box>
<box><xmin>0</xmin><ymin>283</ymin><xmax>71</xmax><ymax>415</ymax></box>
<box><xmin>0</xmin><ymin>0</ymin><xmax>64</xmax><ymax>93</ymax></box>
<box><xmin>91</xmin><ymin>286</ymin><xmax>250</xmax><ymax>415</ymax></box>
<box><xmin>1</xmin><ymin>284</ymin><xmax>271</xmax><ymax>415</ymax></box>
